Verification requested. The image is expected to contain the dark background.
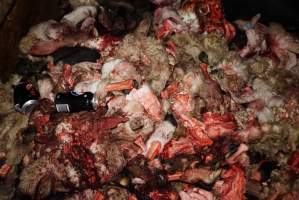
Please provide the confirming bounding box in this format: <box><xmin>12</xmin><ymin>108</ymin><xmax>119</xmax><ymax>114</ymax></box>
<box><xmin>0</xmin><ymin>0</ymin><xmax>63</xmax><ymax>82</ymax></box>
<box><xmin>0</xmin><ymin>0</ymin><xmax>299</xmax><ymax>81</ymax></box>
<box><xmin>223</xmin><ymin>0</ymin><xmax>299</xmax><ymax>32</ymax></box>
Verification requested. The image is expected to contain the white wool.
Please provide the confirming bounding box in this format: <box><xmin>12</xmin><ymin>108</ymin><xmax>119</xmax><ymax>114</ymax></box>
<box><xmin>256</xmin><ymin>107</ymin><xmax>274</xmax><ymax>123</ymax></box>
<box><xmin>68</xmin><ymin>0</ymin><xmax>98</xmax><ymax>8</ymax></box>
<box><xmin>123</xmin><ymin>100</ymin><xmax>144</xmax><ymax>116</ymax></box>
<box><xmin>107</xmin><ymin>95</ymin><xmax>126</xmax><ymax>113</ymax></box>
<box><xmin>178</xmin><ymin>10</ymin><xmax>200</xmax><ymax>33</ymax></box>
<box><xmin>95</xmin><ymin>80</ymin><xmax>109</xmax><ymax>100</ymax></box>
<box><xmin>65</xmin><ymin>165</ymin><xmax>80</xmax><ymax>187</ymax></box>
<box><xmin>132</xmin><ymin>178</ymin><xmax>146</xmax><ymax>185</ymax></box>
<box><xmin>183</xmin><ymin>72</ymin><xmax>204</xmax><ymax>94</ymax></box>
<box><xmin>74</xmin><ymin>79</ymin><xmax>101</xmax><ymax>94</ymax></box>
<box><xmin>89</xmin><ymin>142</ymin><xmax>103</xmax><ymax>154</ymax></box>
<box><xmin>256</xmin><ymin>97</ymin><xmax>283</xmax><ymax>123</ymax></box>
<box><xmin>37</xmin><ymin>78</ymin><xmax>54</xmax><ymax>101</ymax></box>
<box><xmin>29</xmin><ymin>20</ymin><xmax>58</xmax><ymax>41</ymax></box>
<box><xmin>128</xmin><ymin>84</ymin><xmax>154</xmax><ymax>106</ymax></box>
<box><xmin>232</xmin><ymin>61</ymin><xmax>249</xmax><ymax>81</ymax></box>
<box><xmin>252</xmin><ymin>78</ymin><xmax>274</xmax><ymax>102</ymax></box>
<box><xmin>144</xmin><ymin>121</ymin><xmax>175</xmax><ymax>155</ymax></box>
<box><xmin>114</xmin><ymin>62</ymin><xmax>139</xmax><ymax>82</ymax></box>
<box><xmin>61</xmin><ymin>6</ymin><xmax>97</xmax><ymax>27</ymax></box>
<box><xmin>80</xmin><ymin>37</ymin><xmax>105</xmax><ymax>50</ymax></box>
<box><xmin>101</xmin><ymin>59</ymin><xmax>122</xmax><ymax>79</ymax></box>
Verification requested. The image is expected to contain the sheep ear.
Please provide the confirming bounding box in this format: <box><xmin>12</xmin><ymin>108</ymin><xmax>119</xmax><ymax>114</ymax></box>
<box><xmin>251</xmin><ymin>13</ymin><xmax>261</xmax><ymax>26</ymax></box>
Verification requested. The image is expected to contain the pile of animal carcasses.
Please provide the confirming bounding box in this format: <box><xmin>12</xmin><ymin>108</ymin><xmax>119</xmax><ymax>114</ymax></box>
<box><xmin>0</xmin><ymin>0</ymin><xmax>299</xmax><ymax>199</ymax></box>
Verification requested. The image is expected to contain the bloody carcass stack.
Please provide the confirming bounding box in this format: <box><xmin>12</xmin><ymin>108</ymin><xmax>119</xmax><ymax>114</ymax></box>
<box><xmin>0</xmin><ymin>0</ymin><xmax>299</xmax><ymax>199</ymax></box>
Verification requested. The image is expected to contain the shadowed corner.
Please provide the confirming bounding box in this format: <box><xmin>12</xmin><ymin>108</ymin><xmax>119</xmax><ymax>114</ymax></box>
<box><xmin>223</xmin><ymin>0</ymin><xmax>299</xmax><ymax>34</ymax></box>
<box><xmin>0</xmin><ymin>0</ymin><xmax>63</xmax><ymax>82</ymax></box>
